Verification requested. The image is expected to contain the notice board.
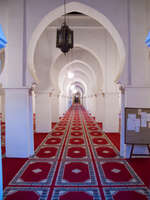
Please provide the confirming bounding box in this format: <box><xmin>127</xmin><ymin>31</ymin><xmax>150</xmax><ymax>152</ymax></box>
<box><xmin>125</xmin><ymin>107</ymin><xmax>150</xmax><ymax>144</ymax></box>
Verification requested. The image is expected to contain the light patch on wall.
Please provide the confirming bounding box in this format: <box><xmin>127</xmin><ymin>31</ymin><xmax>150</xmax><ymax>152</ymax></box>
<box><xmin>70</xmin><ymin>85</ymin><xmax>75</xmax><ymax>92</ymax></box>
<box><xmin>68</xmin><ymin>71</ymin><xmax>74</xmax><ymax>79</ymax></box>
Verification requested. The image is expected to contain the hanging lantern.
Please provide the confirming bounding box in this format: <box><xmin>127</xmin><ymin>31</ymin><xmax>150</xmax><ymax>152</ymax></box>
<box><xmin>56</xmin><ymin>22</ymin><xmax>73</xmax><ymax>54</ymax></box>
<box><xmin>56</xmin><ymin>0</ymin><xmax>74</xmax><ymax>55</ymax></box>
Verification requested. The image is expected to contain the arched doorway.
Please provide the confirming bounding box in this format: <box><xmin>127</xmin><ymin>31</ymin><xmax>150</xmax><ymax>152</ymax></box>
<box><xmin>73</xmin><ymin>92</ymin><xmax>81</xmax><ymax>104</ymax></box>
<box><xmin>27</xmin><ymin>1</ymin><xmax>126</xmax><ymax>157</ymax></box>
<box><xmin>27</xmin><ymin>1</ymin><xmax>126</xmax><ymax>84</ymax></box>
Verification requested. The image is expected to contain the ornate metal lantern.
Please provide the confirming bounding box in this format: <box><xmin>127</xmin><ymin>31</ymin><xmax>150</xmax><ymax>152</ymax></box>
<box><xmin>56</xmin><ymin>0</ymin><xmax>74</xmax><ymax>54</ymax></box>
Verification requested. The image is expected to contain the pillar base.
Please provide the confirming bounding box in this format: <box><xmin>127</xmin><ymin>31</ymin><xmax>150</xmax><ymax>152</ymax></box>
<box><xmin>35</xmin><ymin>91</ymin><xmax>52</xmax><ymax>133</ymax></box>
<box><xmin>5</xmin><ymin>88</ymin><xmax>34</xmax><ymax>158</ymax></box>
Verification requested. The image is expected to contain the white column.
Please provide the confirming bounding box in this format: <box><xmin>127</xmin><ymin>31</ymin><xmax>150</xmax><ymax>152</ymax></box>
<box><xmin>5</xmin><ymin>88</ymin><xmax>34</xmax><ymax>158</ymax></box>
<box><xmin>103</xmin><ymin>92</ymin><xmax>120</xmax><ymax>132</ymax></box>
<box><xmin>87</xmin><ymin>96</ymin><xmax>96</xmax><ymax>116</ymax></box>
<box><xmin>59</xmin><ymin>95</ymin><xmax>63</xmax><ymax>117</ymax></box>
<box><xmin>51</xmin><ymin>91</ymin><xmax>59</xmax><ymax>123</ymax></box>
<box><xmin>91</xmin><ymin>96</ymin><xmax>97</xmax><ymax>117</ymax></box>
<box><xmin>68</xmin><ymin>96</ymin><xmax>72</xmax><ymax>107</ymax></box>
<box><xmin>35</xmin><ymin>92</ymin><xmax>52</xmax><ymax>132</ymax></box>
<box><xmin>95</xmin><ymin>93</ymin><xmax>105</xmax><ymax>123</ymax></box>
<box><xmin>59</xmin><ymin>95</ymin><xmax>66</xmax><ymax>117</ymax></box>
<box><xmin>120</xmin><ymin>86</ymin><xmax>125</xmax><ymax>157</ymax></box>
<box><xmin>32</xmin><ymin>91</ymin><xmax>35</xmax><ymax>114</ymax></box>
<box><xmin>86</xmin><ymin>96</ymin><xmax>90</xmax><ymax>113</ymax></box>
<box><xmin>65</xmin><ymin>96</ymin><xmax>69</xmax><ymax>112</ymax></box>
<box><xmin>83</xmin><ymin>97</ymin><xmax>86</xmax><ymax>108</ymax></box>
<box><xmin>1</xmin><ymin>0</ymin><xmax>25</xmax><ymax>88</ymax></box>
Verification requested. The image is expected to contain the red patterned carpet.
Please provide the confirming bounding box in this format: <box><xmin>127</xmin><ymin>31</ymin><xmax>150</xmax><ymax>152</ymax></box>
<box><xmin>2</xmin><ymin>105</ymin><xmax>150</xmax><ymax>199</ymax></box>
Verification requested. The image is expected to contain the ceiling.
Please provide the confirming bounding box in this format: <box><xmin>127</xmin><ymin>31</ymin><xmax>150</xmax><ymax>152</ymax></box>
<box><xmin>49</xmin><ymin>12</ymin><xmax>103</xmax><ymax>29</ymax></box>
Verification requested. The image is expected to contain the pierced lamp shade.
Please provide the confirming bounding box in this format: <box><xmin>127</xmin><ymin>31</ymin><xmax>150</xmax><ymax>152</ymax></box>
<box><xmin>56</xmin><ymin>23</ymin><xmax>73</xmax><ymax>54</ymax></box>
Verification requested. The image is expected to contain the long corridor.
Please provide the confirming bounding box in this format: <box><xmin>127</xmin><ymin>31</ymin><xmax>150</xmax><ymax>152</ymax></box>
<box><xmin>3</xmin><ymin>104</ymin><xmax>150</xmax><ymax>199</ymax></box>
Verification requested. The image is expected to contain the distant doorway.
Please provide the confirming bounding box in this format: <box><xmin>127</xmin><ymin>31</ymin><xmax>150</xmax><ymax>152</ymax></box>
<box><xmin>73</xmin><ymin>92</ymin><xmax>81</xmax><ymax>104</ymax></box>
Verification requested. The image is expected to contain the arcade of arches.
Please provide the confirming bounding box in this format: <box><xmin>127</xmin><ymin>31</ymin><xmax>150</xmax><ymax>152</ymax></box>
<box><xmin>1</xmin><ymin>0</ymin><xmax>150</xmax><ymax>199</ymax></box>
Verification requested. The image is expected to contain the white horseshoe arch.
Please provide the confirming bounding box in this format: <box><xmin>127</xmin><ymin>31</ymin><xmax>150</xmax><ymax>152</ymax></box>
<box><xmin>27</xmin><ymin>1</ymin><xmax>126</xmax><ymax>83</ymax></box>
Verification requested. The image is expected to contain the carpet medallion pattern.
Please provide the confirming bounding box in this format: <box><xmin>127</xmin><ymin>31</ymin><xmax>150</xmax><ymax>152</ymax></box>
<box><xmin>9</xmin><ymin>159</ymin><xmax>56</xmax><ymax>186</ymax></box>
<box><xmin>3</xmin><ymin>105</ymin><xmax>150</xmax><ymax>199</ymax></box>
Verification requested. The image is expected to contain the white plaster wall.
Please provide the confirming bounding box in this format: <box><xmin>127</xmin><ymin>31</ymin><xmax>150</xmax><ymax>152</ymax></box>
<box><xmin>146</xmin><ymin>0</ymin><xmax>150</xmax><ymax>32</ymax></box>
<box><xmin>91</xmin><ymin>91</ymin><xmax>120</xmax><ymax>132</ymax></box>
<box><xmin>105</xmin><ymin>34</ymin><xmax>119</xmax><ymax>92</ymax></box>
<box><xmin>32</xmin><ymin>92</ymin><xmax>35</xmax><ymax>114</ymax></box>
<box><xmin>87</xmin><ymin>96</ymin><xmax>96</xmax><ymax>117</ymax></box>
<box><xmin>85</xmin><ymin>97</ymin><xmax>90</xmax><ymax>114</ymax></box>
<box><xmin>34</xmin><ymin>30</ymin><xmax>52</xmax><ymax>90</ymax></box>
<box><xmin>65</xmin><ymin>96</ymin><xmax>70</xmax><ymax>112</ymax></box>
<box><xmin>86</xmin><ymin>97</ymin><xmax>90</xmax><ymax>114</ymax></box>
<box><xmin>51</xmin><ymin>93</ymin><xmax>59</xmax><ymax>122</ymax></box>
<box><xmin>103</xmin><ymin>92</ymin><xmax>120</xmax><ymax>132</ymax></box>
<box><xmin>59</xmin><ymin>95</ymin><xmax>66</xmax><ymax>117</ymax></box>
<box><xmin>146</xmin><ymin>0</ymin><xmax>150</xmax><ymax>70</ymax></box>
<box><xmin>129</xmin><ymin>0</ymin><xmax>150</xmax><ymax>85</ymax></box>
<box><xmin>95</xmin><ymin>94</ymin><xmax>105</xmax><ymax>123</ymax></box>
<box><xmin>5</xmin><ymin>88</ymin><xmax>34</xmax><ymax>157</ymax></box>
<box><xmin>74</xmin><ymin>28</ymin><xmax>107</xmax><ymax>75</ymax></box>
<box><xmin>35</xmin><ymin>92</ymin><xmax>52</xmax><ymax>132</ymax></box>
<box><xmin>0</xmin><ymin>0</ymin><xmax>25</xmax><ymax>88</ymax></box>
<box><xmin>125</xmin><ymin>86</ymin><xmax>150</xmax><ymax>107</ymax></box>
<box><xmin>86</xmin><ymin>96</ymin><xmax>93</xmax><ymax>115</ymax></box>
<box><xmin>83</xmin><ymin>97</ymin><xmax>87</xmax><ymax>109</ymax></box>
